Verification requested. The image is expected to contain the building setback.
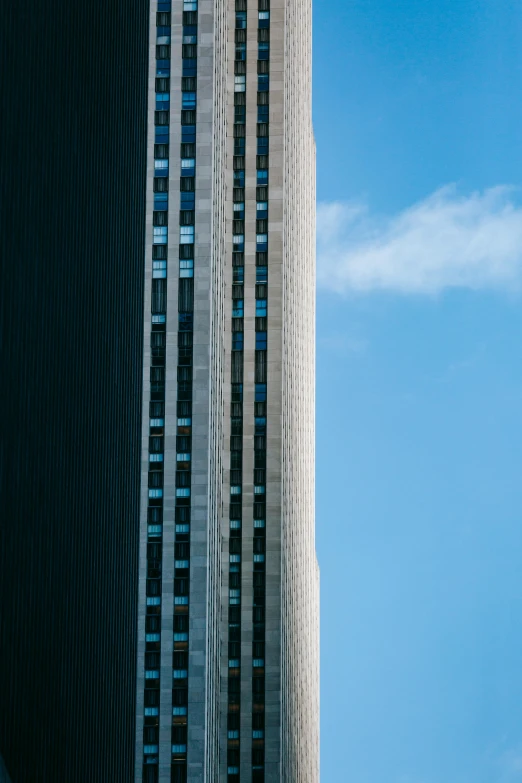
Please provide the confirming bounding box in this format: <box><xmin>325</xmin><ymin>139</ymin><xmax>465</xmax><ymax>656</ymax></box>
<box><xmin>135</xmin><ymin>0</ymin><xmax>319</xmax><ymax>781</ymax></box>
<box><xmin>0</xmin><ymin>1</ymin><xmax>149</xmax><ymax>781</ymax></box>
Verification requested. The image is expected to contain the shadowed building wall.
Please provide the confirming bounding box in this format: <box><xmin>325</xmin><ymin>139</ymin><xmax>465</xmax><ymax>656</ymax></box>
<box><xmin>0</xmin><ymin>1</ymin><xmax>149</xmax><ymax>780</ymax></box>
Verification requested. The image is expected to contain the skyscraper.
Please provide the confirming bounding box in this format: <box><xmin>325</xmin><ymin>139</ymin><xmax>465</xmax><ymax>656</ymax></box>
<box><xmin>135</xmin><ymin>0</ymin><xmax>318</xmax><ymax>782</ymax></box>
<box><xmin>0</xmin><ymin>1</ymin><xmax>148</xmax><ymax>780</ymax></box>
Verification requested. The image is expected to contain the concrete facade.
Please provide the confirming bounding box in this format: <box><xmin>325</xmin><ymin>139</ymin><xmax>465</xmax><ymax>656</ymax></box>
<box><xmin>136</xmin><ymin>0</ymin><xmax>317</xmax><ymax>780</ymax></box>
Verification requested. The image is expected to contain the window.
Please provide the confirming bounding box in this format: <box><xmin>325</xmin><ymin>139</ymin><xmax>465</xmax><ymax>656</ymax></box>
<box><xmin>181</xmin><ymin>158</ymin><xmax>195</xmax><ymax>176</ymax></box>
<box><xmin>235</xmin><ymin>104</ymin><xmax>246</xmax><ymax>123</ymax></box>
<box><xmin>229</xmin><ymin>589</ymin><xmax>240</xmax><ymax>604</ymax></box>
<box><xmin>256</xmin><ymin>169</ymin><xmax>268</xmax><ymax>185</ymax></box>
<box><xmin>146</xmin><ymin>595</ymin><xmax>161</xmax><ymax>606</ymax></box>
<box><xmin>259</xmin><ymin>10</ymin><xmax>270</xmax><ymax>27</ymax></box>
<box><xmin>182</xmin><ymin>91</ymin><xmax>196</xmax><ymax>109</ymax></box>
<box><xmin>156</xmin><ymin>59</ymin><xmax>170</xmax><ymax>77</ymax></box>
<box><xmin>253</xmin><ymin>730</ymin><xmax>264</xmax><ymax>739</ymax></box>
<box><xmin>180</xmin><ymin>192</ymin><xmax>195</xmax><ymax>210</ymax></box>
<box><xmin>254</xmin><ymin>519</ymin><xmax>265</xmax><ymax>528</ymax></box>
<box><xmin>233</xmin><ymin>202</ymin><xmax>245</xmax><ymax>219</ymax></box>
<box><xmin>256</xmin><ymin>332</ymin><xmax>267</xmax><ymax>350</ymax></box>
<box><xmin>173</xmin><ymin>706</ymin><xmax>188</xmax><ymax>715</ymax></box>
<box><xmin>254</xmin><ymin>554</ymin><xmax>265</xmax><ymax>562</ymax></box>
<box><xmin>154</xmin><ymin>159</ymin><xmax>169</xmax><ymax>177</ymax></box>
<box><xmin>233</xmin><ymin>266</ymin><xmax>244</xmax><ymax>284</ymax></box>
<box><xmin>146</xmin><ymin>632</ymin><xmax>161</xmax><ymax>642</ymax></box>
<box><xmin>172</xmin><ymin>745</ymin><xmax>187</xmax><ymax>754</ymax></box>
<box><xmin>145</xmin><ymin>670</ymin><xmax>160</xmax><ymax>679</ymax></box>
<box><xmin>177</xmin><ymin>417</ymin><xmax>191</xmax><ymax>426</ymax></box>
<box><xmin>230</xmin><ymin>520</ymin><xmax>241</xmax><ymax>530</ymax></box>
<box><xmin>183</xmin><ymin>0</ymin><xmax>197</xmax><ymax>9</ymax></box>
<box><xmin>180</xmin><ymin>258</ymin><xmax>194</xmax><ymax>278</ymax></box>
<box><xmin>257</xmin><ymin>137</ymin><xmax>269</xmax><ymax>155</ymax></box>
<box><xmin>156</xmin><ymin>92</ymin><xmax>170</xmax><ymax>111</ymax></box>
<box><xmin>148</xmin><ymin>489</ymin><xmax>163</xmax><ymax>498</ymax></box>
<box><xmin>145</xmin><ymin>707</ymin><xmax>159</xmax><ymax>716</ymax></box>
<box><xmin>228</xmin><ymin>730</ymin><xmax>239</xmax><ymax>739</ymax></box>
<box><xmin>176</xmin><ymin>488</ymin><xmax>190</xmax><ymax>497</ymax></box>
<box><xmin>228</xmin><ymin>768</ymin><xmax>239</xmax><ymax>776</ymax></box>
<box><xmin>228</xmin><ymin>659</ymin><xmax>240</xmax><ymax>668</ymax></box>
<box><xmin>233</xmin><ymin>170</ymin><xmax>245</xmax><ymax>188</ymax></box>
<box><xmin>144</xmin><ymin>745</ymin><xmax>159</xmax><ymax>754</ymax></box>
<box><xmin>256</xmin><ymin>202</ymin><xmax>268</xmax><ymax>220</ymax></box>
<box><xmin>183</xmin><ymin>25</ymin><xmax>197</xmax><ymax>44</ymax></box>
<box><xmin>176</xmin><ymin>524</ymin><xmax>190</xmax><ymax>534</ymax></box>
<box><xmin>258</xmin><ymin>42</ymin><xmax>269</xmax><ymax>60</ymax></box>
<box><xmin>254</xmin><ymin>486</ymin><xmax>265</xmax><ymax>495</ymax></box>
<box><xmin>153</xmin><ymin>260</ymin><xmax>167</xmax><ymax>278</ymax></box>
<box><xmin>234</xmin><ymin>75</ymin><xmax>246</xmax><ymax>92</ymax></box>
<box><xmin>152</xmin><ymin>314</ymin><xmax>166</xmax><ymax>324</ymax></box>
<box><xmin>234</xmin><ymin>137</ymin><xmax>245</xmax><ymax>155</ymax></box>
<box><xmin>256</xmin><ymin>234</ymin><xmax>268</xmax><ymax>252</ymax></box>
<box><xmin>153</xmin><ymin>226</ymin><xmax>168</xmax><ymax>244</ymax></box>
<box><xmin>255</xmin><ymin>384</ymin><xmax>267</xmax><ymax>402</ymax></box>
<box><xmin>255</xmin><ymin>417</ymin><xmax>266</xmax><ymax>433</ymax></box>
<box><xmin>256</xmin><ymin>300</ymin><xmax>267</xmax><ymax>317</ymax></box>
<box><xmin>180</xmin><ymin>226</ymin><xmax>194</xmax><ymax>244</ymax></box>
<box><xmin>257</xmin><ymin>104</ymin><xmax>269</xmax><ymax>123</ymax></box>
<box><xmin>155</xmin><ymin>125</ymin><xmax>169</xmax><ymax>143</ymax></box>
<box><xmin>258</xmin><ymin>74</ymin><xmax>269</xmax><ymax>91</ymax></box>
<box><xmin>182</xmin><ymin>58</ymin><xmax>197</xmax><ymax>77</ymax></box>
<box><xmin>256</xmin><ymin>266</ymin><xmax>268</xmax><ymax>283</ymax></box>
<box><xmin>157</xmin><ymin>26</ymin><xmax>171</xmax><ymax>44</ymax></box>
<box><xmin>181</xmin><ymin>124</ymin><xmax>196</xmax><ymax>143</ymax></box>
<box><xmin>154</xmin><ymin>192</ymin><xmax>168</xmax><ymax>211</ymax></box>
<box><xmin>233</xmin><ymin>234</ymin><xmax>244</xmax><ymax>251</ymax></box>
<box><xmin>174</xmin><ymin>596</ymin><xmax>189</xmax><ymax>605</ymax></box>
<box><xmin>235</xmin><ymin>42</ymin><xmax>246</xmax><ymax>60</ymax></box>
<box><xmin>232</xmin><ymin>332</ymin><xmax>243</xmax><ymax>351</ymax></box>
<box><xmin>232</xmin><ymin>300</ymin><xmax>244</xmax><ymax>318</ymax></box>
<box><xmin>235</xmin><ymin>11</ymin><xmax>247</xmax><ymax>28</ymax></box>
<box><xmin>230</xmin><ymin>486</ymin><xmax>241</xmax><ymax>495</ymax></box>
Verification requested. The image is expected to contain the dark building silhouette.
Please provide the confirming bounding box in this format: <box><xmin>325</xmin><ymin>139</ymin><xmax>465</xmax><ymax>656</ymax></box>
<box><xmin>0</xmin><ymin>1</ymin><xmax>149</xmax><ymax>780</ymax></box>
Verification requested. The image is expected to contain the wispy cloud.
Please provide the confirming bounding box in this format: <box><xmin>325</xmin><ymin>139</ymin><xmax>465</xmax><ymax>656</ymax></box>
<box><xmin>317</xmin><ymin>185</ymin><xmax>522</xmax><ymax>295</ymax></box>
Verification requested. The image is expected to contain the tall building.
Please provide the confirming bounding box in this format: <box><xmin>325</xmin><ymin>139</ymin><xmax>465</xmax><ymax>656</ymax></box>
<box><xmin>0</xmin><ymin>1</ymin><xmax>148</xmax><ymax>781</ymax></box>
<box><xmin>135</xmin><ymin>0</ymin><xmax>318</xmax><ymax>782</ymax></box>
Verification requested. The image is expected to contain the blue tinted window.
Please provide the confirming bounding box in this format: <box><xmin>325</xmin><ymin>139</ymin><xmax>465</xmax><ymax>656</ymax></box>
<box><xmin>256</xmin><ymin>266</ymin><xmax>268</xmax><ymax>283</ymax></box>
<box><xmin>255</xmin><ymin>384</ymin><xmax>267</xmax><ymax>402</ymax></box>
<box><xmin>182</xmin><ymin>59</ymin><xmax>197</xmax><ymax>77</ymax></box>
<box><xmin>256</xmin><ymin>300</ymin><xmax>267</xmax><ymax>317</ymax></box>
<box><xmin>155</xmin><ymin>125</ymin><xmax>169</xmax><ymax>144</ymax></box>
<box><xmin>181</xmin><ymin>125</ymin><xmax>196</xmax><ymax>144</ymax></box>
<box><xmin>234</xmin><ymin>170</ymin><xmax>245</xmax><ymax>188</ymax></box>
<box><xmin>232</xmin><ymin>333</ymin><xmax>244</xmax><ymax>351</ymax></box>
<box><xmin>257</xmin><ymin>105</ymin><xmax>269</xmax><ymax>123</ymax></box>
<box><xmin>154</xmin><ymin>193</ymin><xmax>168</xmax><ymax>211</ymax></box>
<box><xmin>182</xmin><ymin>92</ymin><xmax>197</xmax><ymax>109</ymax></box>
<box><xmin>256</xmin><ymin>332</ymin><xmax>267</xmax><ymax>350</ymax></box>
<box><xmin>257</xmin><ymin>137</ymin><xmax>269</xmax><ymax>155</ymax></box>
<box><xmin>258</xmin><ymin>74</ymin><xmax>269</xmax><ymax>92</ymax></box>
<box><xmin>156</xmin><ymin>59</ymin><xmax>170</xmax><ymax>77</ymax></box>
<box><xmin>233</xmin><ymin>267</ymin><xmax>244</xmax><ymax>283</ymax></box>
<box><xmin>256</xmin><ymin>169</ymin><xmax>268</xmax><ymax>185</ymax></box>
<box><xmin>258</xmin><ymin>43</ymin><xmax>270</xmax><ymax>60</ymax></box>
<box><xmin>180</xmin><ymin>192</ymin><xmax>195</xmax><ymax>210</ymax></box>
<box><xmin>183</xmin><ymin>25</ymin><xmax>197</xmax><ymax>44</ymax></box>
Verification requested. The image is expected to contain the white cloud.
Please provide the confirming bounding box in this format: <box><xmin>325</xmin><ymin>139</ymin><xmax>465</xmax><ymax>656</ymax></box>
<box><xmin>317</xmin><ymin>185</ymin><xmax>522</xmax><ymax>294</ymax></box>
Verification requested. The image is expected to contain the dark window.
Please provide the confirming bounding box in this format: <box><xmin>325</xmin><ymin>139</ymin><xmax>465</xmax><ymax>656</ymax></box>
<box><xmin>256</xmin><ymin>332</ymin><xmax>267</xmax><ymax>350</ymax></box>
<box><xmin>258</xmin><ymin>74</ymin><xmax>269</xmax><ymax>92</ymax></box>
<box><xmin>235</xmin><ymin>11</ymin><xmax>247</xmax><ymax>28</ymax></box>
<box><xmin>257</xmin><ymin>104</ymin><xmax>269</xmax><ymax>123</ymax></box>
<box><xmin>181</xmin><ymin>124</ymin><xmax>196</xmax><ymax>144</ymax></box>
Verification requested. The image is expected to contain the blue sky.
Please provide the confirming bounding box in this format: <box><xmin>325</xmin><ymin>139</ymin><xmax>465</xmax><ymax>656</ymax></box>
<box><xmin>313</xmin><ymin>2</ymin><xmax>522</xmax><ymax>781</ymax></box>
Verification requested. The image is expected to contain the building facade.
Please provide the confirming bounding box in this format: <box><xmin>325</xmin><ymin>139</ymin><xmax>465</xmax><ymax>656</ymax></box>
<box><xmin>135</xmin><ymin>0</ymin><xmax>318</xmax><ymax>781</ymax></box>
<box><xmin>0</xmin><ymin>1</ymin><xmax>149</xmax><ymax>780</ymax></box>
